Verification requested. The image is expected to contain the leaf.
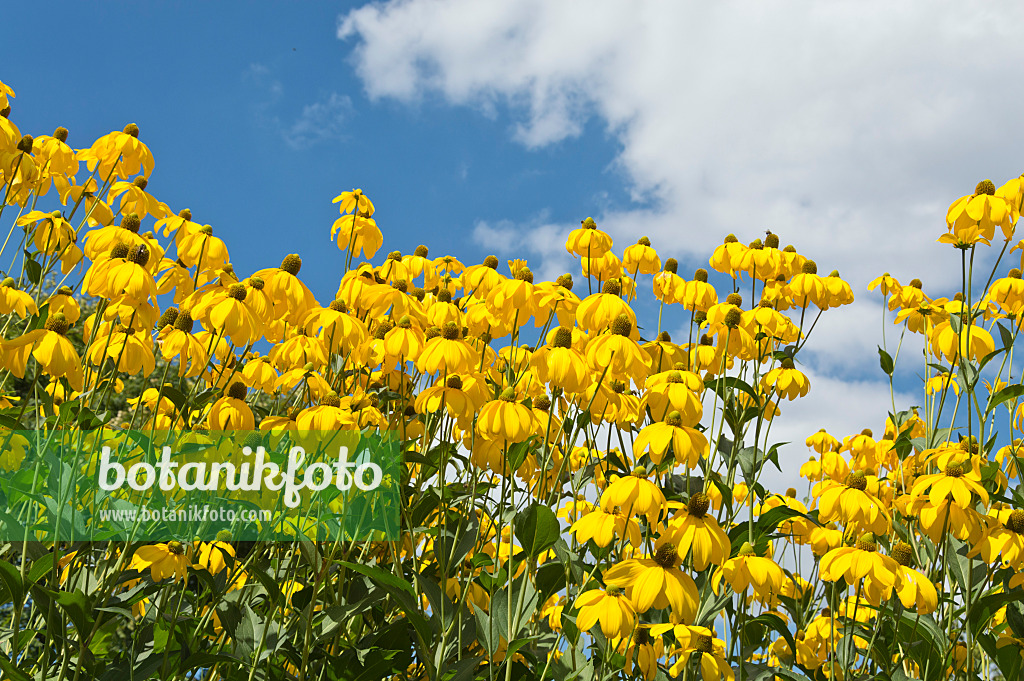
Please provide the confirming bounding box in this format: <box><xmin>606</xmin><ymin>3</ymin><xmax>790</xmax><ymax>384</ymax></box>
<box><xmin>988</xmin><ymin>384</ymin><xmax>1024</xmax><ymax>412</ymax></box>
<box><xmin>0</xmin><ymin>559</ymin><xmax>24</xmax><ymax>606</ymax></box>
<box><xmin>435</xmin><ymin>515</ymin><xmax>479</xmax><ymax>574</ymax></box>
<box><xmin>514</xmin><ymin>503</ymin><xmax>559</xmax><ymax>557</ymax></box>
<box><xmin>338</xmin><ymin>560</ymin><xmax>415</xmax><ymax>595</ymax></box>
<box><xmin>23</xmin><ymin>250</ymin><xmax>41</xmax><ymax>285</ymax></box>
<box><xmin>705</xmin><ymin>375</ymin><xmax>760</xmax><ymax>404</ymax></box>
<box><xmin>970</xmin><ymin>589</ymin><xmax>1024</xmax><ymax>636</ymax></box>
<box><xmin>999</xmin><ymin>321</ymin><xmax>1015</xmax><ymax>351</ymax></box>
<box><xmin>878</xmin><ymin>346</ymin><xmax>894</xmax><ymax>376</ymax></box>
<box><xmin>737</xmin><ymin>446</ymin><xmax>762</xmax><ymax>481</ymax></box>
<box><xmin>438</xmin><ymin>655</ymin><xmax>481</xmax><ymax>681</ymax></box>
<box><xmin>0</xmin><ymin>653</ymin><xmax>31</xmax><ymax>681</ymax></box>
<box><xmin>472</xmin><ymin>602</ymin><xmax>502</xmax><ymax>656</ymax></box>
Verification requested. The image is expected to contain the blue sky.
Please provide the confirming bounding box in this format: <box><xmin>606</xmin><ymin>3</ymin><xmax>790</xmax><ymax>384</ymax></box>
<box><xmin>5</xmin><ymin>0</ymin><xmax>1024</xmax><ymax>465</ymax></box>
<box><xmin>1</xmin><ymin>2</ymin><xmax>633</xmax><ymax>301</ymax></box>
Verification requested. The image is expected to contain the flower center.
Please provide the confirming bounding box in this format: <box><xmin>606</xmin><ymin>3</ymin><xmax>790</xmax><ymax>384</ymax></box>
<box><xmin>687</xmin><ymin>492</ymin><xmax>710</xmax><ymax>518</ymax></box>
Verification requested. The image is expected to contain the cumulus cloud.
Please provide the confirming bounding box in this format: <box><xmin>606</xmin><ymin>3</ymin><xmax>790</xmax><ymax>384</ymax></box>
<box><xmin>472</xmin><ymin>215</ymin><xmax>574</xmax><ymax>282</ymax></box>
<box><xmin>245</xmin><ymin>63</ymin><xmax>353</xmax><ymax>149</ymax></box>
<box><xmin>338</xmin><ymin>1</ymin><xmax>1023</xmax><ymax>432</ymax></box>
<box><xmin>283</xmin><ymin>93</ymin><xmax>354</xmax><ymax>150</ymax></box>
<box><xmin>339</xmin><ymin>0</ymin><xmax>1024</xmax><ymax>283</ymax></box>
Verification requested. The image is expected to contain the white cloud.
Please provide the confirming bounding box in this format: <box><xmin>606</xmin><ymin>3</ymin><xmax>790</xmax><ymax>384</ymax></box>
<box><xmin>339</xmin><ymin>0</ymin><xmax>1024</xmax><ymax>293</ymax></box>
<box><xmin>338</xmin><ymin>0</ymin><xmax>1023</xmax><ymax>484</ymax></box>
<box><xmin>245</xmin><ymin>63</ymin><xmax>352</xmax><ymax>149</ymax></box>
<box><xmin>283</xmin><ymin>93</ymin><xmax>354</xmax><ymax>150</ymax></box>
<box><xmin>472</xmin><ymin>216</ymin><xmax>574</xmax><ymax>283</ymax></box>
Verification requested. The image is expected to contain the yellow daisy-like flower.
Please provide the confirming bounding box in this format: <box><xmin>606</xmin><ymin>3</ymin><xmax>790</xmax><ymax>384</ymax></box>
<box><xmin>816</xmin><ymin>471</ymin><xmax>891</xmax><ymax>535</ymax></box>
<box><xmin>909</xmin><ymin>458</ymin><xmax>989</xmax><ymax>509</ymax></box>
<box><xmin>622</xmin><ymin>236</ymin><xmax>661</xmax><ymax>275</ymax></box>
<box><xmin>946</xmin><ymin>179</ymin><xmax>1014</xmax><ymax>243</ymax></box>
<box><xmin>632</xmin><ymin>412</ymin><xmax>708</xmax><ymax>469</ymax></box>
<box><xmin>928</xmin><ymin>315</ymin><xmax>995</xmax><ymax>364</ymax></box>
<box><xmin>77</xmin><ymin>123</ymin><xmax>155</xmax><ymax>179</ymax></box>
<box><xmin>1</xmin><ymin>313</ymin><xmax>84</xmax><ymax>391</ymax></box>
<box><xmin>131</xmin><ymin>541</ymin><xmax>190</xmax><ymax>582</ymax></box>
<box><xmin>600</xmin><ymin>467</ymin><xmax>666</xmax><ymax>524</ymax></box>
<box><xmin>820</xmin><ymin>533</ymin><xmax>904</xmax><ymax>606</ymax></box>
<box><xmin>574</xmin><ymin>587</ymin><xmax>636</xmax><ymax>639</ymax></box>
<box><xmin>332</xmin><ymin>187</ymin><xmax>375</xmax><ymax>216</ymax></box>
<box><xmin>565</xmin><ymin>217</ymin><xmax>613</xmax><ymax>258</ymax></box>
<box><xmin>665</xmin><ymin>492</ymin><xmax>730</xmax><ymax>570</ymax></box>
<box><xmin>475</xmin><ymin>388</ymin><xmax>536</xmax><ymax>444</ymax></box>
<box><xmin>603</xmin><ymin>542</ymin><xmax>699</xmax><ymax>620</ymax></box>
<box><xmin>0</xmin><ymin>277</ymin><xmax>39</xmax><ymax>318</ymax></box>
<box><xmin>207</xmin><ymin>383</ymin><xmax>255</xmax><ymax>430</ymax></box>
<box><xmin>711</xmin><ymin>542</ymin><xmax>787</xmax><ymax>604</ymax></box>
<box><xmin>570</xmin><ymin>506</ymin><xmax>641</xmax><ymax>548</ymax></box>
<box><xmin>760</xmin><ymin>357</ymin><xmax>810</xmax><ymax>401</ymax></box>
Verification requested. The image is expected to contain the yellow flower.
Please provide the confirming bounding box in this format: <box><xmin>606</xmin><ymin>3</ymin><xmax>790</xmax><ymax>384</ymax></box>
<box><xmin>711</xmin><ymin>542</ymin><xmax>787</xmax><ymax>603</ymax></box>
<box><xmin>760</xmin><ymin>357</ymin><xmax>810</xmax><ymax>400</ymax></box>
<box><xmin>928</xmin><ymin>315</ymin><xmax>995</xmax><ymax>363</ymax></box>
<box><xmin>530</xmin><ymin>329</ymin><xmax>591</xmax><ymax>394</ymax></box>
<box><xmin>157</xmin><ymin>311</ymin><xmax>210</xmax><ymax>378</ymax></box>
<box><xmin>2</xmin><ymin>314</ymin><xmax>84</xmax><ymax>390</ymax></box>
<box><xmin>131</xmin><ymin>541</ymin><xmax>190</xmax><ymax>582</ymax></box>
<box><xmin>867</xmin><ymin>272</ymin><xmax>902</xmax><ymax>297</ymax></box>
<box><xmin>669</xmin><ymin>628</ymin><xmax>734</xmax><ymax>681</ymax></box>
<box><xmin>816</xmin><ymin>471</ymin><xmax>891</xmax><ymax>535</ymax></box>
<box><xmin>416</xmin><ymin>322</ymin><xmax>477</xmax><ymax>375</ymax></box>
<box><xmin>570</xmin><ymin>507</ymin><xmax>641</xmax><ymax>548</ymax></box>
<box><xmin>600</xmin><ymin>467</ymin><xmax>666</xmax><ymax>524</ymax></box>
<box><xmin>107</xmin><ymin>176</ymin><xmax>171</xmax><ymax>219</ymax></box>
<box><xmin>969</xmin><ymin>508</ymin><xmax>1024</xmax><ymax>569</ymax></box>
<box><xmin>622</xmin><ymin>236</ymin><xmax>661</xmax><ymax>275</ymax></box>
<box><xmin>665</xmin><ymin>492</ymin><xmax>730</xmax><ymax>570</ymax></box>
<box><xmin>574</xmin><ymin>587</ymin><xmax>635</xmax><ymax>639</ymax></box>
<box><xmin>565</xmin><ymin>217</ymin><xmax>612</xmax><ymax>258</ymax></box>
<box><xmin>77</xmin><ymin>123</ymin><xmax>155</xmax><ymax>179</ymax></box>
<box><xmin>603</xmin><ymin>542</ymin><xmax>699</xmax><ymax>619</ymax></box>
<box><xmin>585</xmin><ymin>314</ymin><xmax>651</xmax><ymax>386</ymax></box>
<box><xmin>475</xmin><ymin>388</ymin><xmax>536</xmax><ymax>444</ymax></box>
<box><xmin>192</xmin><ymin>541</ymin><xmax>235</xmax><ymax>575</ymax></box>
<box><xmin>889</xmin><ymin>542</ymin><xmax>938</xmax><ymax>614</ymax></box>
<box><xmin>632</xmin><ymin>412</ymin><xmax>708</xmax><ymax>469</ymax></box>
<box><xmin>709</xmin><ymin>234</ymin><xmax>747</xmax><ymax>279</ymax></box>
<box><xmin>0</xmin><ymin>277</ymin><xmax>38</xmax><ymax>317</ymax></box>
<box><xmin>208</xmin><ymin>383</ymin><xmax>255</xmax><ymax>430</ymax></box>
<box><xmin>946</xmin><ymin>179</ymin><xmax>1014</xmax><ymax>243</ymax></box>
<box><xmin>0</xmin><ymin>79</ymin><xmax>14</xmax><ymax>110</ymax></box>
<box><xmin>909</xmin><ymin>458</ymin><xmax>989</xmax><ymax>509</ymax></box>
<box><xmin>332</xmin><ymin>187</ymin><xmax>375</xmax><ymax>216</ymax></box>
<box><xmin>821</xmin><ymin>535</ymin><xmax>901</xmax><ymax>607</ymax></box>
<box><xmin>786</xmin><ymin>261</ymin><xmax>828</xmax><ymax>309</ymax></box>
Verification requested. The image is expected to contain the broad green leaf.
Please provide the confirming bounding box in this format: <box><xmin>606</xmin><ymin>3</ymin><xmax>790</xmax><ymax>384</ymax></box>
<box><xmin>515</xmin><ymin>503</ymin><xmax>559</xmax><ymax>557</ymax></box>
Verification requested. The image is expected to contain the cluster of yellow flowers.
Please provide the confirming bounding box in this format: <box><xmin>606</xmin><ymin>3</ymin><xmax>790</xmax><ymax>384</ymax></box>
<box><xmin>5</xmin><ymin>73</ymin><xmax>1024</xmax><ymax>681</ymax></box>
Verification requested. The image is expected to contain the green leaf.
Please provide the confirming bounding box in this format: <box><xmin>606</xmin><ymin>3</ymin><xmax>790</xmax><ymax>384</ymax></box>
<box><xmin>705</xmin><ymin>375</ymin><xmax>760</xmax><ymax>404</ymax></box>
<box><xmin>338</xmin><ymin>560</ymin><xmax>415</xmax><ymax>595</ymax></box>
<box><xmin>878</xmin><ymin>346</ymin><xmax>894</xmax><ymax>376</ymax></box>
<box><xmin>988</xmin><ymin>384</ymin><xmax>1024</xmax><ymax>412</ymax></box>
<box><xmin>970</xmin><ymin>588</ymin><xmax>1024</xmax><ymax>636</ymax></box>
<box><xmin>515</xmin><ymin>503</ymin><xmax>559</xmax><ymax>557</ymax></box>
<box><xmin>23</xmin><ymin>250</ymin><xmax>41</xmax><ymax>285</ymax></box>
<box><xmin>473</xmin><ymin>602</ymin><xmax>503</xmax><ymax>656</ymax></box>
<box><xmin>737</xmin><ymin>446</ymin><xmax>762</xmax><ymax>481</ymax></box>
<box><xmin>0</xmin><ymin>560</ymin><xmax>24</xmax><ymax>606</ymax></box>
<box><xmin>0</xmin><ymin>653</ymin><xmax>31</xmax><ymax>681</ymax></box>
<box><xmin>999</xmin><ymin>321</ymin><xmax>1015</xmax><ymax>351</ymax></box>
